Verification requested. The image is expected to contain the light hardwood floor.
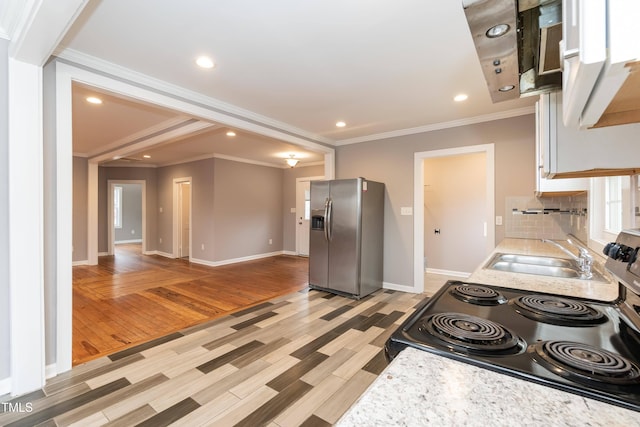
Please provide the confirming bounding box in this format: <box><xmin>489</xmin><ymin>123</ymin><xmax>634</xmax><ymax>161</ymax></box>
<box><xmin>72</xmin><ymin>244</ymin><xmax>309</xmax><ymax>365</ymax></box>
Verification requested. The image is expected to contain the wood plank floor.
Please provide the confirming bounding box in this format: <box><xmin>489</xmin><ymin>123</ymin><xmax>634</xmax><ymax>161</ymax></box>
<box><xmin>0</xmin><ymin>285</ymin><xmax>431</xmax><ymax>426</ymax></box>
<box><xmin>72</xmin><ymin>244</ymin><xmax>310</xmax><ymax>365</ymax></box>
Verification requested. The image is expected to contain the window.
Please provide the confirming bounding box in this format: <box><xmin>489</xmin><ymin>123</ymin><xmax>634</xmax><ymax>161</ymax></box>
<box><xmin>605</xmin><ymin>176</ymin><xmax>622</xmax><ymax>233</ymax></box>
<box><xmin>304</xmin><ymin>189</ymin><xmax>311</xmax><ymax>220</ymax></box>
<box><xmin>114</xmin><ymin>186</ymin><xmax>123</xmax><ymax>229</ymax></box>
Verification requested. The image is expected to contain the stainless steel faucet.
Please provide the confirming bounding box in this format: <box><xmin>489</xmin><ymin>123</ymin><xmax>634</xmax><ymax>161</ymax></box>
<box><xmin>542</xmin><ymin>238</ymin><xmax>593</xmax><ymax>279</ymax></box>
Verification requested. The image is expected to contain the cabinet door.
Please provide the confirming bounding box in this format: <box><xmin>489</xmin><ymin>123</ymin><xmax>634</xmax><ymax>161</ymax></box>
<box><xmin>561</xmin><ymin>0</ymin><xmax>606</xmax><ymax>128</ymax></box>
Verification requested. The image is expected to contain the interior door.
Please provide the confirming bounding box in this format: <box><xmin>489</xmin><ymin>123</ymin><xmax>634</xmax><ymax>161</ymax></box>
<box><xmin>296</xmin><ymin>180</ymin><xmax>311</xmax><ymax>256</ymax></box>
<box><xmin>179</xmin><ymin>182</ymin><xmax>191</xmax><ymax>258</ymax></box>
<box><xmin>424</xmin><ymin>153</ymin><xmax>487</xmax><ymax>274</ymax></box>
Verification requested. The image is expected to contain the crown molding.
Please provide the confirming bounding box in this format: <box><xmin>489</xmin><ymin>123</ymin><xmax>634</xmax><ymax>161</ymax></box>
<box><xmin>54</xmin><ymin>48</ymin><xmax>336</xmax><ymax>147</ymax></box>
<box><xmin>335</xmin><ymin>106</ymin><xmax>535</xmax><ymax>146</ymax></box>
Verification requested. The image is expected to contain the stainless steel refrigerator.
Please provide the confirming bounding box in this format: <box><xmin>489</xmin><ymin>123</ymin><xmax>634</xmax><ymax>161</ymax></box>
<box><xmin>308</xmin><ymin>178</ymin><xmax>384</xmax><ymax>299</ymax></box>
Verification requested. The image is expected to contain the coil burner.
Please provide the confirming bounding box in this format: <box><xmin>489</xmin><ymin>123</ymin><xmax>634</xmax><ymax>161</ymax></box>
<box><xmin>420</xmin><ymin>312</ymin><xmax>525</xmax><ymax>356</ymax></box>
<box><xmin>511</xmin><ymin>295</ymin><xmax>607</xmax><ymax>326</ymax></box>
<box><xmin>449</xmin><ymin>283</ymin><xmax>507</xmax><ymax>306</ymax></box>
<box><xmin>532</xmin><ymin>341</ymin><xmax>640</xmax><ymax>387</ymax></box>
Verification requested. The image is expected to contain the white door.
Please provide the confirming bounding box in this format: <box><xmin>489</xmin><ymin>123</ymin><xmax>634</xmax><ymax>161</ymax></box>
<box><xmin>296</xmin><ymin>180</ymin><xmax>311</xmax><ymax>256</ymax></box>
<box><xmin>179</xmin><ymin>182</ymin><xmax>191</xmax><ymax>258</ymax></box>
<box><xmin>424</xmin><ymin>152</ymin><xmax>487</xmax><ymax>274</ymax></box>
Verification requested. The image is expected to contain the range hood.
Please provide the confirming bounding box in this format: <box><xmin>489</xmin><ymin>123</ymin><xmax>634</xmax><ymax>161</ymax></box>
<box><xmin>463</xmin><ymin>0</ymin><xmax>563</xmax><ymax>103</ymax></box>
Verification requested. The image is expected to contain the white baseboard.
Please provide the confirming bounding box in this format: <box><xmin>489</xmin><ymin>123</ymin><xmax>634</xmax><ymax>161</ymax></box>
<box><xmin>115</xmin><ymin>239</ymin><xmax>142</xmax><ymax>244</ymax></box>
<box><xmin>45</xmin><ymin>363</ymin><xmax>57</xmax><ymax>379</ymax></box>
<box><xmin>190</xmin><ymin>251</ymin><xmax>285</xmax><ymax>267</ymax></box>
<box><xmin>98</xmin><ymin>252</ymin><xmax>109</xmax><ymax>257</ymax></box>
<box><xmin>282</xmin><ymin>250</ymin><xmax>298</xmax><ymax>256</ymax></box>
<box><xmin>154</xmin><ymin>250</ymin><xmax>175</xmax><ymax>258</ymax></box>
<box><xmin>382</xmin><ymin>281</ymin><xmax>418</xmax><ymax>293</ymax></box>
<box><xmin>72</xmin><ymin>260</ymin><xmax>89</xmax><ymax>266</ymax></box>
<box><xmin>0</xmin><ymin>376</ymin><xmax>10</xmax><ymax>396</ymax></box>
<box><xmin>425</xmin><ymin>268</ymin><xmax>470</xmax><ymax>278</ymax></box>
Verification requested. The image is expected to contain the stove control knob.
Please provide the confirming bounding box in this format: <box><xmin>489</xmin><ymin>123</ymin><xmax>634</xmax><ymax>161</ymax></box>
<box><xmin>604</xmin><ymin>243</ymin><xmax>621</xmax><ymax>259</ymax></box>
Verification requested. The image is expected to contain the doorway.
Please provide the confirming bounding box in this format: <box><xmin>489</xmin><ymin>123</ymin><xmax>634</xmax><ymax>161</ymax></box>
<box><xmin>424</xmin><ymin>152</ymin><xmax>487</xmax><ymax>275</ymax></box>
<box><xmin>107</xmin><ymin>180</ymin><xmax>146</xmax><ymax>256</ymax></box>
<box><xmin>173</xmin><ymin>177</ymin><xmax>192</xmax><ymax>259</ymax></box>
<box><xmin>296</xmin><ymin>176</ymin><xmax>324</xmax><ymax>256</ymax></box>
<box><xmin>414</xmin><ymin>144</ymin><xmax>495</xmax><ymax>294</ymax></box>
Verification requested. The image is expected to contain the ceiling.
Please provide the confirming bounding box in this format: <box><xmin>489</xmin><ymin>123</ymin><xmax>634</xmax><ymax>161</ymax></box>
<box><xmin>56</xmin><ymin>0</ymin><xmax>538</xmax><ymax>168</ymax></box>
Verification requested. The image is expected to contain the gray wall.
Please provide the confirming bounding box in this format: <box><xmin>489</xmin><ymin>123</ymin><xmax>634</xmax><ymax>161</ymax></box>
<box><xmin>0</xmin><ymin>38</ymin><xmax>9</xmax><ymax>382</ymax></box>
<box><xmin>156</xmin><ymin>158</ymin><xmax>215</xmax><ymax>257</ymax></box>
<box><xmin>72</xmin><ymin>157</ymin><xmax>88</xmax><ymax>261</ymax></box>
<box><xmin>282</xmin><ymin>164</ymin><xmax>325</xmax><ymax>252</ymax></box>
<box><xmin>213</xmin><ymin>158</ymin><xmax>284</xmax><ymax>260</ymax></box>
<box><xmin>335</xmin><ymin>114</ymin><xmax>536</xmax><ymax>287</ymax></box>
<box><xmin>115</xmin><ymin>184</ymin><xmax>142</xmax><ymax>242</ymax></box>
<box><xmin>98</xmin><ymin>167</ymin><xmax>158</xmax><ymax>253</ymax></box>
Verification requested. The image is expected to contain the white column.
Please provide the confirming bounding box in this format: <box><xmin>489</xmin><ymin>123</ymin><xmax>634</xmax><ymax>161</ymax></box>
<box><xmin>8</xmin><ymin>58</ymin><xmax>46</xmax><ymax>394</ymax></box>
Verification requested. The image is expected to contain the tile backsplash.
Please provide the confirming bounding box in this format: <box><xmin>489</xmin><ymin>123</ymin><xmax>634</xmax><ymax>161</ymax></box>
<box><xmin>505</xmin><ymin>194</ymin><xmax>588</xmax><ymax>242</ymax></box>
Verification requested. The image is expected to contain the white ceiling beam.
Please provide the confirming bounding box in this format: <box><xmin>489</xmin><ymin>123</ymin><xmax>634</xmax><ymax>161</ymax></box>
<box><xmin>8</xmin><ymin>0</ymin><xmax>88</xmax><ymax>65</ymax></box>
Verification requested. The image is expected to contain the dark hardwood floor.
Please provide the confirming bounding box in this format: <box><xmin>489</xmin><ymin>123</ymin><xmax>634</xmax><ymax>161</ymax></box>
<box><xmin>72</xmin><ymin>244</ymin><xmax>309</xmax><ymax>365</ymax></box>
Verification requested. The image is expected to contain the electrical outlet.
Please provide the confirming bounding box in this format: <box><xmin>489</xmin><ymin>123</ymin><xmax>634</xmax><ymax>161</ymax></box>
<box><xmin>131</xmin><ymin>229</ymin><xmax>135</xmax><ymax>234</ymax></box>
<box><xmin>269</xmin><ymin>239</ymin><xmax>273</xmax><ymax>245</ymax></box>
<box><xmin>401</xmin><ymin>207</ymin><xmax>413</xmax><ymax>216</ymax></box>
<box><xmin>159</xmin><ymin>207</ymin><xmax>163</xmax><ymax>213</ymax></box>
<box><xmin>159</xmin><ymin>237</ymin><xmax>162</xmax><ymax>244</ymax></box>
<box><xmin>495</xmin><ymin>216</ymin><xmax>503</xmax><ymax>226</ymax></box>
<box><xmin>201</xmin><ymin>244</ymin><xmax>205</xmax><ymax>251</ymax></box>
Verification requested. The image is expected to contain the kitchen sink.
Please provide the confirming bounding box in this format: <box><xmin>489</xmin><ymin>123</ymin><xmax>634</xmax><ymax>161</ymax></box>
<box><xmin>485</xmin><ymin>253</ymin><xmax>606</xmax><ymax>281</ymax></box>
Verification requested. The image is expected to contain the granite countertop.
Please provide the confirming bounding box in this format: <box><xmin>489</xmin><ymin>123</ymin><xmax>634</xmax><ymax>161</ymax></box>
<box><xmin>337</xmin><ymin>347</ymin><xmax>640</xmax><ymax>427</ymax></box>
<box><xmin>338</xmin><ymin>238</ymin><xmax>637</xmax><ymax>426</ymax></box>
<box><xmin>468</xmin><ymin>238</ymin><xmax>619</xmax><ymax>302</ymax></box>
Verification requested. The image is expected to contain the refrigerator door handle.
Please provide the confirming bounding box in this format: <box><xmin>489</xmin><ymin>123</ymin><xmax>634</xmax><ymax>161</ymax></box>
<box><xmin>326</xmin><ymin>198</ymin><xmax>333</xmax><ymax>241</ymax></box>
<box><xmin>323</xmin><ymin>198</ymin><xmax>330</xmax><ymax>241</ymax></box>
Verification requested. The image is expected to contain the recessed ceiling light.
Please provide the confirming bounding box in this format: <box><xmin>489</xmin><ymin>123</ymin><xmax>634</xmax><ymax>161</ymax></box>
<box><xmin>454</xmin><ymin>94</ymin><xmax>468</xmax><ymax>102</ymax></box>
<box><xmin>143</xmin><ymin>155</ymin><xmax>151</xmax><ymax>159</ymax></box>
<box><xmin>336</xmin><ymin>121</ymin><xmax>346</xmax><ymax>128</ymax></box>
<box><xmin>498</xmin><ymin>85</ymin><xmax>515</xmax><ymax>92</ymax></box>
<box><xmin>226</xmin><ymin>130</ymin><xmax>236</xmax><ymax>137</ymax></box>
<box><xmin>86</xmin><ymin>96</ymin><xmax>102</xmax><ymax>104</ymax></box>
<box><xmin>196</xmin><ymin>56</ymin><xmax>215</xmax><ymax>69</ymax></box>
<box><xmin>486</xmin><ymin>24</ymin><xmax>510</xmax><ymax>38</ymax></box>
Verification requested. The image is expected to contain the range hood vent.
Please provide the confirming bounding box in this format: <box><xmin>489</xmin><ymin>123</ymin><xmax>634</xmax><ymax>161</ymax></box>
<box><xmin>463</xmin><ymin>0</ymin><xmax>563</xmax><ymax>103</ymax></box>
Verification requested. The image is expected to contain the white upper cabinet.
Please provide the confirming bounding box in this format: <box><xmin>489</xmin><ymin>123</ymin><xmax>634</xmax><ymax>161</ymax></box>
<box><xmin>562</xmin><ymin>0</ymin><xmax>640</xmax><ymax>129</ymax></box>
<box><xmin>538</xmin><ymin>92</ymin><xmax>640</xmax><ymax>178</ymax></box>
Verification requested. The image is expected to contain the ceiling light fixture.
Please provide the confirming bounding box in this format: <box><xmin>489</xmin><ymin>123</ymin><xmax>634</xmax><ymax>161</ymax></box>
<box><xmin>285</xmin><ymin>154</ymin><xmax>299</xmax><ymax>168</ymax></box>
<box><xmin>196</xmin><ymin>56</ymin><xmax>215</xmax><ymax>69</ymax></box>
<box><xmin>498</xmin><ymin>85</ymin><xmax>515</xmax><ymax>92</ymax></box>
<box><xmin>143</xmin><ymin>155</ymin><xmax>151</xmax><ymax>159</ymax></box>
<box><xmin>485</xmin><ymin>23</ymin><xmax>510</xmax><ymax>38</ymax></box>
<box><xmin>86</xmin><ymin>96</ymin><xmax>103</xmax><ymax>104</ymax></box>
<box><xmin>454</xmin><ymin>94</ymin><xmax>468</xmax><ymax>102</ymax></box>
<box><xmin>336</xmin><ymin>121</ymin><xmax>346</xmax><ymax>128</ymax></box>
<box><xmin>226</xmin><ymin>130</ymin><xmax>236</xmax><ymax>137</ymax></box>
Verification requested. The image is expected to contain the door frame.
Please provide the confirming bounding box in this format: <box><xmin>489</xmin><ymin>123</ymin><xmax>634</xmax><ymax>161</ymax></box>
<box><xmin>107</xmin><ymin>180</ymin><xmax>146</xmax><ymax>255</ymax></box>
<box><xmin>172</xmin><ymin>177</ymin><xmax>192</xmax><ymax>259</ymax></box>
<box><xmin>413</xmin><ymin>144</ymin><xmax>495</xmax><ymax>293</ymax></box>
<box><xmin>295</xmin><ymin>175</ymin><xmax>324</xmax><ymax>256</ymax></box>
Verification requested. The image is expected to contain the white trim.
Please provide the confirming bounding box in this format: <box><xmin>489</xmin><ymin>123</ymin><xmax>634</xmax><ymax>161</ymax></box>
<box><xmin>295</xmin><ymin>175</ymin><xmax>324</xmax><ymax>256</ymax></box>
<box><xmin>114</xmin><ymin>239</ymin><xmax>143</xmax><ymax>244</ymax></box>
<box><xmin>414</xmin><ymin>144</ymin><xmax>495</xmax><ymax>296</ymax></box>
<box><xmin>382</xmin><ymin>281</ymin><xmax>417</xmax><ymax>293</ymax></box>
<box><xmin>282</xmin><ymin>250</ymin><xmax>298</xmax><ymax>256</ymax></box>
<box><xmin>0</xmin><ymin>377</ymin><xmax>10</xmax><ymax>396</ymax></box>
<box><xmin>336</xmin><ymin>107</ymin><xmax>534</xmax><ymax>145</ymax></box>
<box><xmin>55</xmin><ymin>49</ymin><xmax>336</xmax><ymax>147</ymax></box>
<box><xmin>8</xmin><ymin>58</ymin><xmax>46</xmax><ymax>395</ymax></box>
<box><xmin>425</xmin><ymin>268</ymin><xmax>471</xmax><ymax>278</ymax></box>
<box><xmin>45</xmin><ymin>363</ymin><xmax>57</xmax><ymax>380</ymax></box>
<box><xmin>87</xmin><ymin>162</ymin><xmax>98</xmax><ymax>265</ymax></box>
<box><xmin>97</xmin><ymin>251</ymin><xmax>109</xmax><ymax>257</ymax></box>
<box><xmin>72</xmin><ymin>260</ymin><xmax>89</xmax><ymax>266</ymax></box>
<box><xmin>154</xmin><ymin>250</ymin><xmax>176</xmax><ymax>259</ymax></box>
<box><xmin>107</xmin><ymin>180</ymin><xmax>146</xmax><ymax>256</ymax></box>
<box><xmin>172</xmin><ymin>177</ymin><xmax>192</xmax><ymax>259</ymax></box>
<box><xmin>190</xmin><ymin>251</ymin><xmax>285</xmax><ymax>267</ymax></box>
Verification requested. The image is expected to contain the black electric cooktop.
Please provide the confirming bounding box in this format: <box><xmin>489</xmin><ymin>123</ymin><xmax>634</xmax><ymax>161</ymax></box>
<box><xmin>385</xmin><ymin>280</ymin><xmax>640</xmax><ymax>412</ymax></box>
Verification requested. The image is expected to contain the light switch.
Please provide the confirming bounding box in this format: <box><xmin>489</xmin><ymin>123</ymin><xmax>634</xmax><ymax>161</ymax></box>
<box><xmin>495</xmin><ymin>216</ymin><xmax>503</xmax><ymax>225</ymax></box>
<box><xmin>401</xmin><ymin>207</ymin><xmax>413</xmax><ymax>216</ymax></box>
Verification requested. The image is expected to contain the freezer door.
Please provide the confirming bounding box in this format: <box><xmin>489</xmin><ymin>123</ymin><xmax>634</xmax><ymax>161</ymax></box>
<box><xmin>309</xmin><ymin>181</ymin><xmax>330</xmax><ymax>288</ymax></box>
<box><xmin>327</xmin><ymin>179</ymin><xmax>361</xmax><ymax>294</ymax></box>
